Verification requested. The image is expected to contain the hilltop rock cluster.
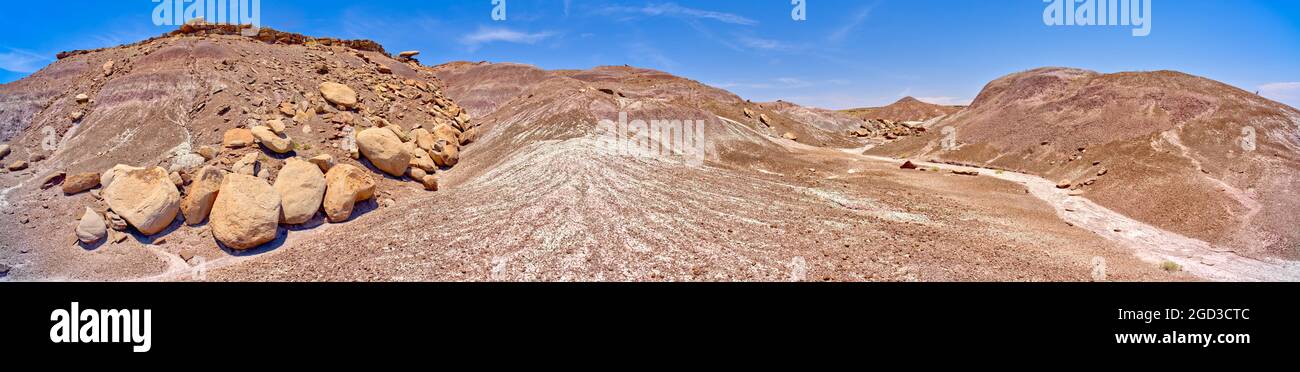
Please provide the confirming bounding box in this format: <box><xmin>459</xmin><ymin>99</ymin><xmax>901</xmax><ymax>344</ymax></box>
<box><xmin>849</xmin><ymin>118</ymin><xmax>927</xmax><ymax>140</ymax></box>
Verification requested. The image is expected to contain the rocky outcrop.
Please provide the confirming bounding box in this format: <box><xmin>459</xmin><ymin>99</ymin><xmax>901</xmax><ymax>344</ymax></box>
<box><xmin>181</xmin><ymin>166</ymin><xmax>225</xmax><ymax>225</ymax></box>
<box><xmin>210</xmin><ymin>173</ymin><xmax>281</xmax><ymax>250</ymax></box>
<box><xmin>76</xmin><ymin>207</ymin><xmax>107</xmax><ymax>244</ymax></box>
<box><xmin>356</xmin><ymin>127</ymin><xmax>410</xmax><ymax>176</ymax></box>
<box><xmin>223</xmin><ymin>128</ymin><xmax>256</xmax><ymax>149</ymax></box>
<box><xmin>320</xmin><ymin>82</ymin><xmax>358</xmax><ymax>109</ymax></box>
<box><xmin>323</xmin><ymin>164</ymin><xmax>376</xmax><ymax>223</ymax></box>
<box><xmin>274</xmin><ymin>158</ymin><xmax>327</xmax><ymax>224</ymax></box>
<box><xmin>102</xmin><ymin>167</ymin><xmax>180</xmax><ymax>235</ymax></box>
<box><xmin>62</xmin><ymin>172</ymin><xmax>100</xmax><ymax>194</ymax></box>
<box><xmin>251</xmin><ymin>125</ymin><xmax>293</xmax><ymax>153</ymax></box>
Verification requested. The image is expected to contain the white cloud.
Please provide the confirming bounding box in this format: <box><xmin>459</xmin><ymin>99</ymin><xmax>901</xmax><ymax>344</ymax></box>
<box><xmin>0</xmin><ymin>49</ymin><xmax>51</xmax><ymax>74</ymax></box>
<box><xmin>599</xmin><ymin>3</ymin><xmax>757</xmax><ymax>25</ymax></box>
<box><xmin>829</xmin><ymin>4</ymin><xmax>876</xmax><ymax>42</ymax></box>
<box><xmin>1259</xmin><ymin>82</ymin><xmax>1300</xmax><ymax>108</ymax></box>
<box><xmin>737</xmin><ymin>35</ymin><xmax>788</xmax><ymax>51</ymax></box>
<box><xmin>460</xmin><ymin>26</ymin><xmax>557</xmax><ymax>50</ymax></box>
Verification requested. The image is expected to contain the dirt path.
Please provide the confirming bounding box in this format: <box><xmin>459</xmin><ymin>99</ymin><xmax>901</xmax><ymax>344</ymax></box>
<box><xmin>851</xmin><ymin>151</ymin><xmax>1300</xmax><ymax>281</ymax></box>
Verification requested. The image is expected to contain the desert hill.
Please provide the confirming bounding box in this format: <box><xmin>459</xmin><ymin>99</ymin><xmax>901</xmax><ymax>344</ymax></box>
<box><xmin>0</xmin><ymin>24</ymin><xmax>478</xmax><ymax>279</ymax></box>
<box><xmin>841</xmin><ymin>96</ymin><xmax>964</xmax><ymax>123</ymax></box>
<box><xmin>868</xmin><ymin>67</ymin><xmax>1300</xmax><ymax>258</ymax></box>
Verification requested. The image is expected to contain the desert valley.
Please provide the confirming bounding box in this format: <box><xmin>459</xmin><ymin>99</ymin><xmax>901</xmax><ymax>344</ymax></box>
<box><xmin>0</xmin><ymin>24</ymin><xmax>1297</xmax><ymax>282</ymax></box>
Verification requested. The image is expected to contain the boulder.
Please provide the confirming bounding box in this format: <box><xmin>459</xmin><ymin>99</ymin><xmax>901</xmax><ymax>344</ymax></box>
<box><xmin>399</xmin><ymin>50</ymin><xmax>420</xmax><ymax>58</ymax></box>
<box><xmin>6</xmin><ymin>160</ymin><xmax>27</xmax><ymax>171</ymax></box>
<box><xmin>62</xmin><ymin>172</ymin><xmax>100</xmax><ymax>194</ymax></box>
<box><xmin>210</xmin><ymin>173</ymin><xmax>281</xmax><ymax>250</ymax></box>
<box><xmin>76</xmin><ymin>207</ymin><xmax>107</xmax><ymax>244</ymax></box>
<box><xmin>169</xmin><ymin>153</ymin><xmax>206</xmax><ymax>173</ymax></box>
<box><xmin>1056</xmin><ymin>180</ymin><xmax>1072</xmax><ymax>189</ymax></box>
<box><xmin>70</xmin><ymin>111</ymin><xmax>84</xmax><ymax>121</ymax></box>
<box><xmin>406</xmin><ymin>142</ymin><xmax>437</xmax><ymax>172</ymax></box>
<box><xmin>411</xmin><ymin>128</ymin><xmax>435</xmax><ymax>151</ymax></box>
<box><xmin>273</xmin><ymin>158</ymin><xmax>327</xmax><ymax>225</ymax></box>
<box><xmin>102</xmin><ymin>167</ymin><xmax>180</xmax><ymax>235</ymax></box>
<box><xmin>169</xmin><ymin>171</ymin><xmax>184</xmax><ymax>186</ymax></box>
<box><xmin>420</xmin><ymin>175</ymin><xmax>439</xmax><ymax>191</ymax></box>
<box><xmin>196</xmin><ymin>145</ymin><xmax>219</xmax><ymax>160</ymax></box>
<box><xmin>267</xmin><ymin>119</ymin><xmax>287</xmax><ymax>134</ymax></box>
<box><xmin>460</xmin><ymin>127</ymin><xmax>478</xmax><ymax>146</ymax></box>
<box><xmin>181</xmin><ymin>166</ymin><xmax>224</xmax><ymax>225</ymax></box>
<box><xmin>320</xmin><ymin>82</ymin><xmax>358</xmax><ymax>109</ymax></box>
<box><xmin>308</xmin><ymin>154</ymin><xmax>334</xmax><ymax>172</ymax></box>
<box><xmin>75</xmin><ymin>94</ymin><xmax>90</xmax><ymax>104</ymax></box>
<box><xmin>900</xmin><ymin>161</ymin><xmax>918</xmax><ymax>170</ymax></box>
<box><xmin>431</xmin><ymin>142</ymin><xmax>460</xmax><ymax>167</ymax></box>
<box><xmin>251</xmin><ymin>126</ymin><xmax>293</xmax><ymax>154</ymax></box>
<box><xmin>41</xmin><ymin>172</ymin><xmax>66</xmax><ymax>189</ymax></box>
<box><xmin>101</xmin><ymin>164</ymin><xmax>144</xmax><ymax>189</ymax></box>
<box><xmin>759</xmin><ymin>114</ymin><xmax>772</xmax><ymax>126</ymax></box>
<box><xmin>782</xmin><ymin>132</ymin><xmax>798</xmax><ymax>141</ymax></box>
<box><xmin>409</xmin><ymin>167</ymin><xmax>427</xmax><ymax>181</ymax></box>
<box><xmin>101</xmin><ymin>60</ymin><xmax>115</xmax><ymax>77</ymax></box>
<box><xmin>223</xmin><ymin>128</ymin><xmax>256</xmax><ymax>148</ymax></box>
<box><xmin>1097</xmin><ymin>168</ymin><xmax>1108</xmax><ymax>177</ymax></box>
<box><xmin>231</xmin><ymin>153</ymin><xmax>266</xmax><ymax>178</ymax></box>
<box><xmin>356</xmin><ymin>127</ymin><xmax>410</xmax><ymax>176</ymax></box>
<box><xmin>323</xmin><ymin>164</ymin><xmax>376</xmax><ymax>223</ymax></box>
<box><xmin>431</xmin><ymin>124</ymin><xmax>461</xmax><ymax>145</ymax></box>
<box><xmin>743</xmin><ymin>108</ymin><xmax>755</xmax><ymax>118</ymax></box>
<box><xmin>0</xmin><ymin>144</ymin><xmax>9</xmax><ymax>159</ymax></box>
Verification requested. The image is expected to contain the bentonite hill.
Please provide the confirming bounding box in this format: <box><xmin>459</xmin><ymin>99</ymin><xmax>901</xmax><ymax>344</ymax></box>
<box><xmin>0</xmin><ymin>26</ymin><xmax>1295</xmax><ymax>282</ymax></box>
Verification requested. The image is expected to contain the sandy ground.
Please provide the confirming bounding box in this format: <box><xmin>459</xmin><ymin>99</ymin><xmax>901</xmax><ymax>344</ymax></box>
<box><xmin>854</xmin><ymin>152</ymin><xmax>1300</xmax><ymax>281</ymax></box>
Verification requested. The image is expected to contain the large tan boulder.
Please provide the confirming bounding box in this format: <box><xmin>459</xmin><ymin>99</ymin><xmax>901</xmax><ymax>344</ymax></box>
<box><xmin>308</xmin><ymin>154</ymin><xmax>334</xmax><ymax>172</ymax></box>
<box><xmin>102</xmin><ymin>167</ymin><xmax>180</xmax><ymax>235</ymax></box>
<box><xmin>181</xmin><ymin>166</ymin><xmax>225</xmax><ymax>225</ymax></box>
<box><xmin>320</xmin><ymin>82</ymin><xmax>358</xmax><ymax>109</ymax></box>
<box><xmin>274</xmin><ymin>158</ymin><xmax>327</xmax><ymax>224</ymax></box>
<box><xmin>210</xmin><ymin>173</ymin><xmax>281</xmax><ymax>250</ymax></box>
<box><xmin>0</xmin><ymin>144</ymin><xmax>9</xmax><ymax>160</ymax></box>
<box><xmin>460</xmin><ymin>127</ymin><xmax>479</xmax><ymax>146</ymax></box>
<box><xmin>411</xmin><ymin>128</ymin><xmax>435</xmax><ymax>151</ymax></box>
<box><xmin>432</xmin><ymin>142</ymin><xmax>460</xmax><ymax>168</ymax></box>
<box><xmin>323</xmin><ymin>164</ymin><xmax>376</xmax><ymax>223</ymax></box>
<box><xmin>100</xmin><ymin>164</ymin><xmax>143</xmax><ymax>189</ymax></box>
<box><xmin>251</xmin><ymin>126</ymin><xmax>293</xmax><ymax>153</ymax></box>
<box><xmin>356</xmin><ymin>127</ymin><xmax>410</xmax><ymax>176</ymax></box>
<box><xmin>405</xmin><ymin>142</ymin><xmax>437</xmax><ymax>172</ymax></box>
<box><xmin>62</xmin><ymin>172</ymin><xmax>100</xmax><ymax>194</ymax></box>
<box><xmin>76</xmin><ymin>207</ymin><xmax>107</xmax><ymax>244</ymax></box>
<box><xmin>223</xmin><ymin>128</ymin><xmax>255</xmax><ymax>148</ymax></box>
<box><xmin>431</xmin><ymin>124</ymin><xmax>461</xmax><ymax>145</ymax></box>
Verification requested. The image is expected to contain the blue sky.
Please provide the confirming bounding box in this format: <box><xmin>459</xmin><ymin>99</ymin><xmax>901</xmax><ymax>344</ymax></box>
<box><xmin>1</xmin><ymin>0</ymin><xmax>1298</xmax><ymax>109</ymax></box>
